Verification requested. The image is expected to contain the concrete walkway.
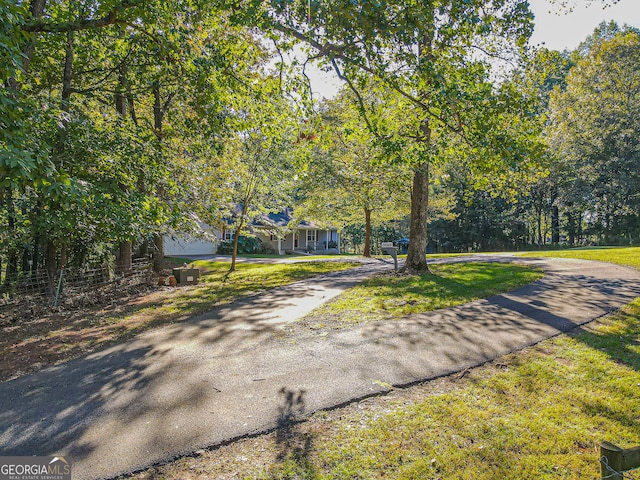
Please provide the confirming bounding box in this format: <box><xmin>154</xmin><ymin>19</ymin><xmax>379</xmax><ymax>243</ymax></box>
<box><xmin>1</xmin><ymin>257</ymin><xmax>640</xmax><ymax>479</ymax></box>
<box><xmin>169</xmin><ymin>254</ymin><xmax>372</xmax><ymax>264</ymax></box>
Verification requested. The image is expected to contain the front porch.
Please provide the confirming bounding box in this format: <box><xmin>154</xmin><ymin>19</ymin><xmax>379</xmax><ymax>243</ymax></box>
<box><xmin>256</xmin><ymin>228</ymin><xmax>340</xmax><ymax>255</ymax></box>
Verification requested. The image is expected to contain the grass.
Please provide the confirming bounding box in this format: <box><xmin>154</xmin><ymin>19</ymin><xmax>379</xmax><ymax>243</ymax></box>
<box><xmin>123</xmin><ymin>247</ymin><xmax>640</xmax><ymax>479</ymax></box>
<box><xmin>307</xmin><ymin>262</ymin><xmax>543</xmax><ymax>325</ymax></box>
<box><xmin>520</xmin><ymin>246</ymin><xmax>640</xmax><ymax>270</ymax></box>
<box><xmin>190</xmin><ymin>260</ymin><xmax>361</xmax><ymax>302</ymax></box>
<box><xmin>167</xmin><ymin>253</ymin><xmax>364</xmax><ymax>262</ymax></box>
<box><xmin>0</xmin><ymin>260</ymin><xmax>360</xmax><ymax>381</ymax></box>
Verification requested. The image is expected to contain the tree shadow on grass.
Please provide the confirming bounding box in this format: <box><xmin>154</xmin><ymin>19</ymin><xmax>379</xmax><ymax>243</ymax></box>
<box><xmin>272</xmin><ymin>387</ymin><xmax>319</xmax><ymax>479</ymax></box>
<box><xmin>571</xmin><ymin>300</ymin><xmax>640</xmax><ymax>373</ymax></box>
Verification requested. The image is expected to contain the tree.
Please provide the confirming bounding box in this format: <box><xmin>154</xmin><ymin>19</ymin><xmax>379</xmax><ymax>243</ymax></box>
<box><xmin>225</xmin><ymin>0</ymin><xmax>537</xmax><ymax>272</ymax></box>
<box><xmin>219</xmin><ymin>81</ymin><xmax>304</xmax><ymax>271</ymax></box>
<box><xmin>1</xmin><ymin>0</ymin><xmax>270</xmax><ymax>282</ymax></box>
<box><xmin>514</xmin><ymin>47</ymin><xmax>574</xmax><ymax>246</ymax></box>
<box><xmin>302</xmin><ymin>88</ymin><xmax>411</xmax><ymax>257</ymax></box>
<box><xmin>549</xmin><ymin>27</ymin><xmax>640</xmax><ymax>244</ymax></box>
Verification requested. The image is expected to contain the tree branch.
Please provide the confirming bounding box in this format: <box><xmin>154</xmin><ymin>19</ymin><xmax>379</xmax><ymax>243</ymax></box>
<box><xmin>274</xmin><ymin>22</ymin><xmax>474</xmax><ymax>145</ymax></box>
<box><xmin>330</xmin><ymin>59</ymin><xmax>376</xmax><ymax>134</ymax></box>
<box><xmin>162</xmin><ymin>91</ymin><xmax>177</xmax><ymax>115</ymax></box>
<box><xmin>22</xmin><ymin>0</ymin><xmax>144</xmax><ymax>33</ymax></box>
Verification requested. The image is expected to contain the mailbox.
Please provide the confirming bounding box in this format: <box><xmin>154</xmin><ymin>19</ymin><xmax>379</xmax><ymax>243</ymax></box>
<box><xmin>172</xmin><ymin>268</ymin><xmax>200</xmax><ymax>285</ymax></box>
<box><xmin>381</xmin><ymin>242</ymin><xmax>398</xmax><ymax>270</ymax></box>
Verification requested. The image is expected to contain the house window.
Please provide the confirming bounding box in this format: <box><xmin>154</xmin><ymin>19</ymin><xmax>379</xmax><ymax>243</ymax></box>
<box><xmin>307</xmin><ymin>230</ymin><xmax>317</xmax><ymax>243</ymax></box>
<box><xmin>270</xmin><ymin>234</ymin><xmax>274</xmax><ymax>241</ymax></box>
<box><xmin>294</xmin><ymin>232</ymin><xmax>299</xmax><ymax>248</ymax></box>
<box><xmin>223</xmin><ymin>229</ymin><xmax>233</xmax><ymax>241</ymax></box>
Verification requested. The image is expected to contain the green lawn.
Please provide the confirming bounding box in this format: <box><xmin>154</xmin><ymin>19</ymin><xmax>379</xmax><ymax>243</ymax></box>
<box><xmin>308</xmin><ymin>262</ymin><xmax>543</xmax><ymax>325</ymax></box>
<box><xmin>520</xmin><ymin>246</ymin><xmax>640</xmax><ymax>270</ymax></box>
<box><xmin>153</xmin><ymin>260</ymin><xmax>363</xmax><ymax>316</ymax></box>
<box><xmin>263</xmin><ymin>304</ymin><xmax>640</xmax><ymax>479</ymax></box>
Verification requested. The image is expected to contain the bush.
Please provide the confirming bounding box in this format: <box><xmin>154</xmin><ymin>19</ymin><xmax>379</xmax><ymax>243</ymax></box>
<box><xmin>216</xmin><ymin>236</ymin><xmax>263</xmax><ymax>255</ymax></box>
<box><xmin>216</xmin><ymin>241</ymin><xmax>234</xmax><ymax>255</ymax></box>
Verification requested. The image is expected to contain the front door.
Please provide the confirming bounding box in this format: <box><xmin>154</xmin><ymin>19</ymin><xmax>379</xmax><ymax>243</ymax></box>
<box><xmin>294</xmin><ymin>232</ymin><xmax>299</xmax><ymax>248</ymax></box>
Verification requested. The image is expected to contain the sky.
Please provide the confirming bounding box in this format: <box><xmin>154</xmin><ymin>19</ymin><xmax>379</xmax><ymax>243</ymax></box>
<box><xmin>528</xmin><ymin>0</ymin><xmax>640</xmax><ymax>50</ymax></box>
<box><xmin>306</xmin><ymin>0</ymin><xmax>640</xmax><ymax>99</ymax></box>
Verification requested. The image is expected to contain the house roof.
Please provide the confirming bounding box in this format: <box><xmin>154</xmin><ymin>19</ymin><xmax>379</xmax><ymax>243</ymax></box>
<box><xmin>222</xmin><ymin>205</ymin><xmax>334</xmax><ymax>231</ymax></box>
<box><xmin>253</xmin><ymin>208</ymin><xmax>327</xmax><ymax>230</ymax></box>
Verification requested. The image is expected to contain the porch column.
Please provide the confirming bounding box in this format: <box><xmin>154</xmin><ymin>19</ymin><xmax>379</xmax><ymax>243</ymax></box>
<box><xmin>337</xmin><ymin>231</ymin><xmax>340</xmax><ymax>254</ymax></box>
<box><xmin>326</xmin><ymin>229</ymin><xmax>329</xmax><ymax>251</ymax></box>
<box><xmin>305</xmin><ymin>230</ymin><xmax>308</xmax><ymax>250</ymax></box>
<box><xmin>278</xmin><ymin>237</ymin><xmax>282</xmax><ymax>255</ymax></box>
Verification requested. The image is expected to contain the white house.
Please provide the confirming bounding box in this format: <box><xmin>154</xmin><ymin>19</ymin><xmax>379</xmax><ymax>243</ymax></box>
<box><xmin>251</xmin><ymin>209</ymin><xmax>340</xmax><ymax>255</ymax></box>
<box><xmin>163</xmin><ymin>208</ymin><xmax>339</xmax><ymax>256</ymax></box>
<box><xmin>162</xmin><ymin>219</ymin><xmax>220</xmax><ymax>256</ymax></box>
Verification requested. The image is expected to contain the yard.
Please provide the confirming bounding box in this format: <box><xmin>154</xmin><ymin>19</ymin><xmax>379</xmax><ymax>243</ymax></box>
<box><xmin>0</xmin><ymin>259</ymin><xmax>360</xmax><ymax>382</ymax></box>
<box><xmin>120</xmin><ymin>248</ymin><xmax>640</xmax><ymax>479</ymax></box>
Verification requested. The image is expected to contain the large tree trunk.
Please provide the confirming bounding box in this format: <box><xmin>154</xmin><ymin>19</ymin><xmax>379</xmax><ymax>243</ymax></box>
<box><xmin>153</xmin><ymin>233</ymin><xmax>164</xmax><ymax>272</ymax></box>
<box><xmin>118</xmin><ymin>241</ymin><xmax>132</xmax><ymax>274</ymax></box>
<box><xmin>4</xmin><ymin>188</ymin><xmax>19</xmax><ymax>284</ymax></box>
<box><xmin>44</xmin><ymin>241</ymin><xmax>57</xmax><ymax>293</ymax></box>
<box><xmin>400</xmin><ymin>28</ymin><xmax>434</xmax><ymax>274</ymax></box>
<box><xmin>566</xmin><ymin>208</ymin><xmax>576</xmax><ymax>246</ymax></box>
<box><xmin>403</xmin><ymin>162</ymin><xmax>430</xmax><ymax>273</ymax></box>
<box><xmin>115</xmin><ymin>64</ymin><xmax>127</xmax><ymax>117</ymax></box>
<box><xmin>536</xmin><ymin>207</ymin><xmax>543</xmax><ymax>246</ymax></box>
<box><xmin>363</xmin><ymin>208</ymin><xmax>372</xmax><ymax>257</ymax></box>
<box><xmin>150</xmin><ymin>82</ymin><xmax>168</xmax><ymax>272</ymax></box>
<box><xmin>32</xmin><ymin>237</ymin><xmax>40</xmax><ymax>273</ymax></box>
<box><xmin>116</xmin><ymin>60</ymin><xmax>133</xmax><ymax>273</ymax></box>
<box><xmin>153</xmin><ymin>82</ymin><xmax>164</xmax><ymax>140</ymax></box>
<box><xmin>42</xmin><ymin>29</ymin><xmax>73</xmax><ymax>290</ymax></box>
<box><xmin>61</xmin><ymin>30</ymin><xmax>73</xmax><ymax>109</ymax></box>
<box><xmin>21</xmin><ymin>246</ymin><xmax>30</xmax><ymax>273</ymax></box>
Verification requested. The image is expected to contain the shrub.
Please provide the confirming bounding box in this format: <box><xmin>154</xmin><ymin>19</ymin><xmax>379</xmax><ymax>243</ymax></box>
<box><xmin>216</xmin><ymin>236</ymin><xmax>263</xmax><ymax>255</ymax></box>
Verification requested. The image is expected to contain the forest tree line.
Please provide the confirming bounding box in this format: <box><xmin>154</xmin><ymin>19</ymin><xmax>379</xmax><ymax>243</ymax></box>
<box><xmin>328</xmin><ymin>21</ymin><xmax>640</xmax><ymax>254</ymax></box>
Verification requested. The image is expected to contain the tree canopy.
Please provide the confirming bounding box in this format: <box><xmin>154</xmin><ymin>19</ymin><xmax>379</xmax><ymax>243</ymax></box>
<box><xmin>2</xmin><ymin>0</ymin><xmax>639</xmax><ymax>294</ymax></box>
<box><xmin>225</xmin><ymin>0</ymin><xmax>538</xmax><ymax>271</ymax></box>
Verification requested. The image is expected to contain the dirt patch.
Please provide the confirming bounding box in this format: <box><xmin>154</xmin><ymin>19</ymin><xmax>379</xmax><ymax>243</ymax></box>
<box><xmin>0</xmin><ymin>283</ymin><xmax>200</xmax><ymax>382</ymax></box>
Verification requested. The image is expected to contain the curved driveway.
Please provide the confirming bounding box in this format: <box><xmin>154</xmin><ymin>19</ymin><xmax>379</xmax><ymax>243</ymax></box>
<box><xmin>1</xmin><ymin>256</ymin><xmax>640</xmax><ymax>479</ymax></box>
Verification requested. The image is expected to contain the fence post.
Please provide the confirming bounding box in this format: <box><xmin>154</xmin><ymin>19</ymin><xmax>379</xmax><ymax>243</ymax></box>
<box><xmin>53</xmin><ymin>268</ymin><xmax>64</xmax><ymax>307</ymax></box>
<box><xmin>601</xmin><ymin>442</ymin><xmax>624</xmax><ymax>480</ymax></box>
<box><xmin>621</xmin><ymin>446</ymin><xmax>640</xmax><ymax>473</ymax></box>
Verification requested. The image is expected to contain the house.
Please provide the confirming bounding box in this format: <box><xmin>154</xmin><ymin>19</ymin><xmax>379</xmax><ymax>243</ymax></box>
<box><xmin>162</xmin><ymin>218</ymin><xmax>220</xmax><ymax>256</ymax></box>
<box><xmin>163</xmin><ymin>208</ymin><xmax>340</xmax><ymax>256</ymax></box>
<box><xmin>251</xmin><ymin>208</ymin><xmax>340</xmax><ymax>255</ymax></box>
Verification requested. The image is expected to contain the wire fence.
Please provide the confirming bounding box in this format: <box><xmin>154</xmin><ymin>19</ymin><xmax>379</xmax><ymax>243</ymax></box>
<box><xmin>0</xmin><ymin>269</ymin><xmax>51</xmax><ymax>300</ymax></box>
<box><xmin>601</xmin><ymin>457</ymin><xmax>640</xmax><ymax>479</ymax></box>
<box><xmin>599</xmin><ymin>442</ymin><xmax>640</xmax><ymax>480</ymax></box>
<box><xmin>0</xmin><ymin>257</ymin><xmax>154</xmax><ymax>316</ymax></box>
